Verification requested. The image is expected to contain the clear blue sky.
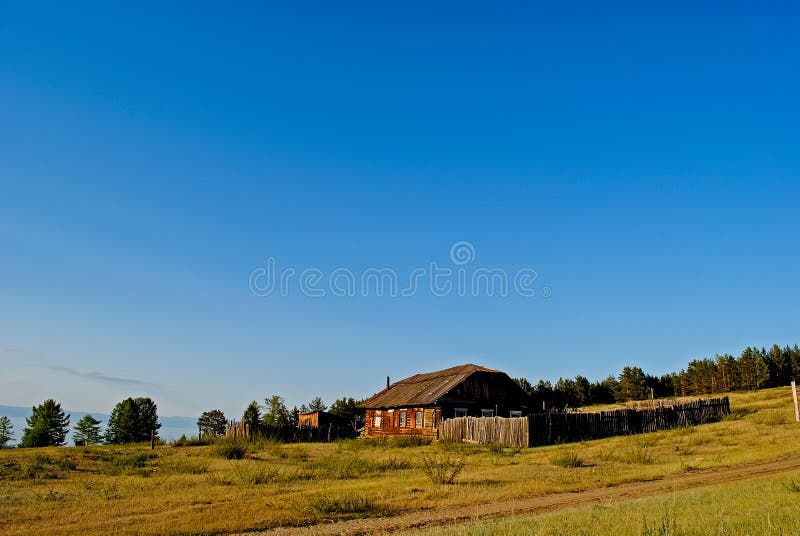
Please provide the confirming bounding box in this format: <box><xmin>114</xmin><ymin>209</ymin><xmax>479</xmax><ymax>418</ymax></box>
<box><xmin>1</xmin><ymin>2</ymin><xmax>798</xmax><ymax>418</ymax></box>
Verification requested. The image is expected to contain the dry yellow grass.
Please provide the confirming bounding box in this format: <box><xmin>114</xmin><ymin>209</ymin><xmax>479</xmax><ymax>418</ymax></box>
<box><xmin>0</xmin><ymin>386</ymin><xmax>798</xmax><ymax>535</ymax></box>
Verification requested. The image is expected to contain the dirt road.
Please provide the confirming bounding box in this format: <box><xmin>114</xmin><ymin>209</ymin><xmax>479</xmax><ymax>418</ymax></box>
<box><xmin>245</xmin><ymin>454</ymin><xmax>800</xmax><ymax>535</ymax></box>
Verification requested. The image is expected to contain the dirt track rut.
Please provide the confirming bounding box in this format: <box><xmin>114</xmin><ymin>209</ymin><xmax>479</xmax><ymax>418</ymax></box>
<box><xmin>242</xmin><ymin>454</ymin><xmax>800</xmax><ymax>535</ymax></box>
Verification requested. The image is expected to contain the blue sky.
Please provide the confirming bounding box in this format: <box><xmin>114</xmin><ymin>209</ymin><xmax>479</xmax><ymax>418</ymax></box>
<box><xmin>1</xmin><ymin>2</ymin><xmax>799</xmax><ymax>418</ymax></box>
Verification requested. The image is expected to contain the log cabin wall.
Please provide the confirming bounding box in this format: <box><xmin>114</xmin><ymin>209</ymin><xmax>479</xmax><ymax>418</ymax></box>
<box><xmin>363</xmin><ymin>408</ymin><xmax>441</xmax><ymax>439</ymax></box>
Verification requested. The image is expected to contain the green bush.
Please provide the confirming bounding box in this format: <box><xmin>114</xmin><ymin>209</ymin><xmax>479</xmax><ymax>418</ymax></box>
<box><xmin>420</xmin><ymin>453</ymin><xmax>466</xmax><ymax>485</ymax></box>
<box><xmin>231</xmin><ymin>464</ymin><xmax>277</xmax><ymax>485</ymax></box>
<box><xmin>161</xmin><ymin>457</ymin><xmax>210</xmax><ymax>475</ymax></box>
<box><xmin>21</xmin><ymin>454</ymin><xmax>60</xmax><ymax>480</ymax></box>
<box><xmin>307</xmin><ymin>493</ymin><xmax>390</xmax><ymax>517</ymax></box>
<box><xmin>784</xmin><ymin>478</ymin><xmax>800</xmax><ymax>493</ymax></box>
<box><xmin>721</xmin><ymin>407</ymin><xmax>753</xmax><ymax>421</ymax></box>
<box><xmin>620</xmin><ymin>441</ymin><xmax>655</xmax><ymax>465</ymax></box>
<box><xmin>387</xmin><ymin>436</ymin><xmax>431</xmax><ymax>448</ymax></box>
<box><xmin>215</xmin><ymin>440</ymin><xmax>248</xmax><ymax>460</ymax></box>
<box><xmin>172</xmin><ymin>435</ymin><xmax>213</xmax><ymax>447</ymax></box>
<box><xmin>105</xmin><ymin>452</ymin><xmax>156</xmax><ymax>475</ymax></box>
<box><xmin>550</xmin><ymin>450</ymin><xmax>584</xmax><ymax>468</ymax></box>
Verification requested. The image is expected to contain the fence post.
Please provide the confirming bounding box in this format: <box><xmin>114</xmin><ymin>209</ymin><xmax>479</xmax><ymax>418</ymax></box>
<box><xmin>792</xmin><ymin>380</ymin><xmax>800</xmax><ymax>423</ymax></box>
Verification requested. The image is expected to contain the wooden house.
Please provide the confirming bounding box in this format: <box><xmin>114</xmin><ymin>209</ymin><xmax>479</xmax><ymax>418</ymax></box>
<box><xmin>359</xmin><ymin>364</ymin><xmax>529</xmax><ymax>440</ymax></box>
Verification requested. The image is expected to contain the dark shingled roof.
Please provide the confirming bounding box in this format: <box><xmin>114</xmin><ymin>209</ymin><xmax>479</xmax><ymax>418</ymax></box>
<box><xmin>359</xmin><ymin>364</ymin><xmax>500</xmax><ymax>409</ymax></box>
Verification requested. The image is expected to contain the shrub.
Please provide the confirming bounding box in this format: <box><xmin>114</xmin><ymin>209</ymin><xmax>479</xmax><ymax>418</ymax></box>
<box><xmin>387</xmin><ymin>436</ymin><xmax>431</xmax><ymax>448</ymax></box>
<box><xmin>215</xmin><ymin>441</ymin><xmax>248</xmax><ymax>460</ymax></box>
<box><xmin>642</xmin><ymin>510</ymin><xmax>678</xmax><ymax>536</ymax></box>
<box><xmin>97</xmin><ymin>451</ymin><xmax>157</xmax><ymax>476</ymax></box>
<box><xmin>161</xmin><ymin>457</ymin><xmax>210</xmax><ymax>475</ymax></box>
<box><xmin>620</xmin><ymin>441</ymin><xmax>655</xmax><ymax>465</ymax></box>
<box><xmin>231</xmin><ymin>464</ymin><xmax>277</xmax><ymax>485</ymax></box>
<box><xmin>56</xmin><ymin>457</ymin><xmax>77</xmax><ymax>471</ymax></box>
<box><xmin>21</xmin><ymin>454</ymin><xmax>60</xmax><ymax>480</ymax></box>
<box><xmin>377</xmin><ymin>455</ymin><xmax>412</xmax><ymax>471</ymax></box>
<box><xmin>307</xmin><ymin>493</ymin><xmax>390</xmax><ymax>517</ymax></box>
<box><xmin>316</xmin><ymin>455</ymin><xmax>367</xmax><ymax>479</ymax></box>
<box><xmin>172</xmin><ymin>435</ymin><xmax>213</xmax><ymax>447</ymax></box>
<box><xmin>784</xmin><ymin>478</ymin><xmax>800</xmax><ymax>493</ymax></box>
<box><xmin>84</xmin><ymin>480</ymin><xmax>121</xmax><ymax>500</ymax></box>
<box><xmin>721</xmin><ymin>407</ymin><xmax>753</xmax><ymax>421</ymax></box>
<box><xmin>550</xmin><ymin>450</ymin><xmax>584</xmax><ymax>468</ymax></box>
<box><xmin>420</xmin><ymin>453</ymin><xmax>466</xmax><ymax>485</ymax></box>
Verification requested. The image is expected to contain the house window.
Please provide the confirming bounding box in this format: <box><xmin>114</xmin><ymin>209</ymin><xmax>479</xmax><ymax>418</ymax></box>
<box><xmin>481</xmin><ymin>408</ymin><xmax>495</xmax><ymax>417</ymax></box>
<box><xmin>415</xmin><ymin>410</ymin><xmax>423</xmax><ymax>428</ymax></box>
<box><xmin>509</xmin><ymin>410</ymin><xmax>522</xmax><ymax>418</ymax></box>
<box><xmin>399</xmin><ymin>410</ymin><xmax>407</xmax><ymax>427</ymax></box>
<box><xmin>373</xmin><ymin>410</ymin><xmax>381</xmax><ymax>427</ymax></box>
<box><xmin>454</xmin><ymin>408</ymin><xmax>468</xmax><ymax>418</ymax></box>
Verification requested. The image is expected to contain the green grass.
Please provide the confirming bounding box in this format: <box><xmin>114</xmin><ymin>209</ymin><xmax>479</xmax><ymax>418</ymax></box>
<box><xmin>412</xmin><ymin>472</ymin><xmax>800</xmax><ymax>535</ymax></box>
<box><xmin>307</xmin><ymin>493</ymin><xmax>393</xmax><ymax>518</ymax></box>
<box><xmin>550</xmin><ymin>449</ymin><xmax>584</xmax><ymax>468</ymax></box>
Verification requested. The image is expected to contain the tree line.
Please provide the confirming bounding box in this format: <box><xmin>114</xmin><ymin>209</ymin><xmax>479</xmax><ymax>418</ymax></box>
<box><xmin>3</xmin><ymin>342</ymin><xmax>797</xmax><ymax>448</ymax></box>
<box><xmin>0</xmin><ymin>397</ymin><xmax>162</xmax><ymax>448</ymax></box>
<box><xmin>238</xmin><ymin>395</ymin><xmax>363</xmax><ymax>434</ymax></box>
<box><xmin>513</xmin><ymin>343</ymin><xmax>800</xmax><ymax>410</ymax></box>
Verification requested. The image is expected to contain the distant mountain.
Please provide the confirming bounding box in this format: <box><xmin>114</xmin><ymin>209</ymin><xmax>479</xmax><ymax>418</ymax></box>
<box><xmin>0</xmin><ymin>405</ymin><xmax>198</xmax><ymax>446</ymax></box>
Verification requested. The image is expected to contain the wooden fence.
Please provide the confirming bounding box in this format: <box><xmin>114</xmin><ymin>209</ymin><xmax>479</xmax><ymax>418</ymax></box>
<box><xmin>225</xmin><ymin>420</ymin><xmax>357</xmax><ymax>442</ymax></box>
<box><xmin>440</xmin><ymin>396</ymin><xmax>730</xmax><ymax>448</ymax></box>
<box><xmin>440</xmin><ymin>415</ymin><xmax>530</xmax><ymax>448</ymax></box>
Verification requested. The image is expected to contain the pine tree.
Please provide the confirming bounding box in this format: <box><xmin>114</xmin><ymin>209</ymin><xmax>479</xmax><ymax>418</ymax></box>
<box><xmin>73</xmin><ymin>415</ymin><xmax>103</xmax><ymax>446</ymax></box>
<box><xmin>242</xmin><ymin>401</ymin><xmax>261</xmax><ymax>436</ymax></box>
<box><xmin>197</xmin><ymin>409</ymin><xmax>227</xmax><ymax>437</ymax></box>
<box><xmin>135</xmin><ymin>397</ymin><xmax>161</xmax><ymax>440</ymax></box>
<box><xmin>105</xmin><ymin>397</ymin><xmax>161</xmax><ymax>444</ymax></box>
<box><xmin>308</xmin><ymin>396</ymin><xmax>327</xmax><ymax>412</ymax></box>
<box><xmin>262</xmin><ymin>395</ymin><xmax>290</xmax><ymax>426</ymax></box>
<box><xmin>289</xmin><ymin>406</ymin><xmax>300</xmax><ymax>427</ymax></box>
<box><xmin>0</xmin><ymin>416</ymin><xmax>13</xmax><ymax>448</ymax></box>
<box><xmin>19</xmin><ymin>399</ymin><xmax>70</xmax><ymax>447</ymax></box>
<box><xmin>329</xmin><ymin>397</ymin><xmax>364</xmax><ymax>429</ymax></box>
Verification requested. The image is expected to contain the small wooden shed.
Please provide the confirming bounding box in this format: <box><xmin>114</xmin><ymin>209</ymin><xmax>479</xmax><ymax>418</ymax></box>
<box><xmin>297</xmin><ymin>410</ymin><xmax>336</xmax><ymax>428</ymax></box>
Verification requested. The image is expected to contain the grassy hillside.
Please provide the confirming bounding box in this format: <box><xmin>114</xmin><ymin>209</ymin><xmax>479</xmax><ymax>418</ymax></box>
<box><xmin>0</xmin><ymin>387</ymin><xmax>798</xmax><ymax>535</ymax></box>
<box><xmin>414</xmin><ymin>471</ymin><xmax>800</xmax><ymax>536</ymax></box>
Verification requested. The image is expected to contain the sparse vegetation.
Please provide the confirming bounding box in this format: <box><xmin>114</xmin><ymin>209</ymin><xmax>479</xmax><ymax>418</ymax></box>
<box><xmin>307</xmin><ymin>493</ymin><xmax>391</xmax><ymax>518</ymax></box>
<box><xmin>420</xmin><ymin>452</ymin><xmax>466</xmax><ymax>485</ymax></box>
<box><xmin>215</xmin><ymin>440</ymin><xmax>248</xmax><ymax>459</ymax></box>
<box><xmin>550</xmin><ymin>449</ymin><xmax>584</xmax><ymax>468</ymax></box>
<box><xmin>0</xmin><ymin>387</ymin><xmax>798</xmax><ymax>535</ymax></box>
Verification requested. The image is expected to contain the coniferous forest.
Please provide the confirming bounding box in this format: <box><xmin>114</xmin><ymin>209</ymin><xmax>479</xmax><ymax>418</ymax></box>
<box><xmin>514</xmin><ymin>343</ymin><xmax>800</xmax><ymax>410</ymax></box>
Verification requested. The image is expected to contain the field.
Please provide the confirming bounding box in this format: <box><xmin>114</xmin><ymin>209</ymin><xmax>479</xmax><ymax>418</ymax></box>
<box><xmin>1</xmin><ymin>387</ymin><xmax>799</xmax><ymax>535</ymax></box>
